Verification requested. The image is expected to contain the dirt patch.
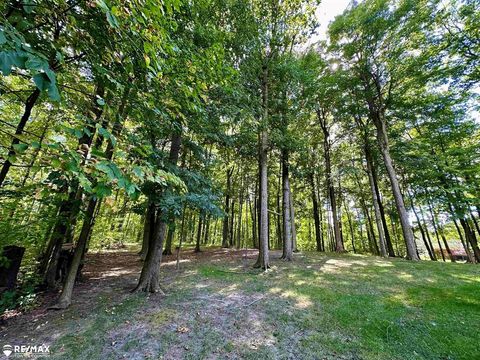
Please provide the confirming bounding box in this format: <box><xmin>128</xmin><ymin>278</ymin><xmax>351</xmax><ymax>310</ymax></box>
<box><xmin>0</xmin><ymin>247</ymin><xmax>260</xmax><ymax>350</ymax></box>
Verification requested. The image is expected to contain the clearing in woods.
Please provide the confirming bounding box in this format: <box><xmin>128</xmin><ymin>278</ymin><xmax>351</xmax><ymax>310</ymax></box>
<box><xmin>1</xmin><ymin>248</ymin><xmax>479</xmax><ymax>360</ymax></box>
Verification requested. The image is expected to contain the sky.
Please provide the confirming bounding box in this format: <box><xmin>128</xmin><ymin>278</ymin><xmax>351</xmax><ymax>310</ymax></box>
<box><xmin>313</xmin><ymin>0</ymin><xmax>351</xmax><ymax>41</ymax></box>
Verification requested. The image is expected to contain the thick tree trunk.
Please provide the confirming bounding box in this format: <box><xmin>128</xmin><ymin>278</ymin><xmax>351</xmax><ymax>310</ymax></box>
<box><xmin>134</xmin><ymin>131</ymin><xmax>182</xmax><ymax>292</ymax></box>
<box><xmin>140</xmin><ymin>203</ymin><xmax>155</xmax><ymax>259</ymax></box>
<box><xmin>52</xmin><ymin>198</ymin><xmax>97</xmax><ymax>308</ymax></box>
<box><xmin>43</xmin><ymin>191</ymin><xmax>77</xmax><ymax>288</ymax></box>
<box><xmin>310</xmin><ymin>173</ymin><xmax>323</xmax><ymax>252</ymax></box>
<box><xmin>281</xmin><ymin>150</ymin><xmax>293</xmax><ymax>261</ymax></box>
<box><xmin>0</xmin><ymin>89</ymin><xmax>41</xmax><ymax>187</ymax></box>
<box><xmin>373</xmin><ymin>116</ymin><xmax>418</xmax><ymax>260</ymax></box>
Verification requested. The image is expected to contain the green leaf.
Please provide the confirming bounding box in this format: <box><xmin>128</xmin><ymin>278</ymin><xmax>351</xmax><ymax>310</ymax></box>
<box><xmin>33</xmin><ymin>73</ymin><xmax>49</xmax><ymax>91</ymax></box>
<box><xmin>0</xmin><ymin>51</ymin><xmax>13</xmax><ymax>75</ymax></box>
<box><xmin>12</xmin><ymin>143</ymin><xmax>28</xmax><ymax>154</ymax></box>
<box><xmin>47</xmin><ymin>81</ymin><xmax>60</xmax><ymax>101</ymax></box>
<box><xmin>106</xmin><ymin>12</ymin><xmax>119</xmax><ymax>28</ymax></box>
<box><xmin>45</xmin><ymin>68</ymin><xmax>56</xmax><ymax>83</ymax></box>
<box><xmin>25</xmin><ymin>57</ymin><xmax>48</xmax><ymax>72</ymax></box>
<box><xmin>23</xmin><ymin>0</ymin><xmax>35</xmax><ymax>13</ymax></box>
<box><xmin>51</xmin><ymin>158</ymin><xmax>61</xmax><ymax>168</ymax></box>
<box><xmin>0</xmin><ymin>29</ymin><xmax>6</xmax><ymax>45</ymax></box>
<box><xmin>93</xmin><ymin>182</ymin><xmax>112</xmax><ymax>197</ymax></box>
<box><xmin>133</xmin><ymin>166</ymin><xmax>144</xmax><ymax>180</ymax></box>
<box><xmin>98</xmin><ymin>127</ymin><xmax>110</xmax><ymax>138</ymax></box>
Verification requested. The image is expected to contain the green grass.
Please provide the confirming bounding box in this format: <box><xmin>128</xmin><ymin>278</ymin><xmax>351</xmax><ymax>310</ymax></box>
<box><xmin>49</xmin><ymin>251</ymin><xmax>479</xmax><ymax>359</ymax></box>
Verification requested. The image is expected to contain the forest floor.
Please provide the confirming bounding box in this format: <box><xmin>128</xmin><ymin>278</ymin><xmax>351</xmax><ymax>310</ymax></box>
<box><xmin>1</xmin><ymin>247</ymin><xmax>479</xmax><ymax>360</ymax></box>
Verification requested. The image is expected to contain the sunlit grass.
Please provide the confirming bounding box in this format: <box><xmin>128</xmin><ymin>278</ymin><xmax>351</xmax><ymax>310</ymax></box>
<box><xmin>49</xmin><ymin>251</ymin><xmax>480</xmax><ymax>359</ymax></box>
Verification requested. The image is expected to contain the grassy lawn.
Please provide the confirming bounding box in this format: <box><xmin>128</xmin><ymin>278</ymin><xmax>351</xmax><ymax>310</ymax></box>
<box><xmin>7</xmin><ymin>249</ymin><xmax>479</xmax><ymax>359</ymax></box>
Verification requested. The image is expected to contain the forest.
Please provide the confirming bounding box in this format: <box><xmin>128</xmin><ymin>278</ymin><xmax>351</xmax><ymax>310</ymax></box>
<box><xmin>0</xmin><ymin>0</ymin><xmax>479</xmax><ymax>359</ymax></box>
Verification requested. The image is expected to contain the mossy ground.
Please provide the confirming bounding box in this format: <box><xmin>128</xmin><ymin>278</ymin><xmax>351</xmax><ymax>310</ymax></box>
<box><xmin>2</xmin><ymin>248</ymin><xmax>479</xmax><ymax>359</ymax></box>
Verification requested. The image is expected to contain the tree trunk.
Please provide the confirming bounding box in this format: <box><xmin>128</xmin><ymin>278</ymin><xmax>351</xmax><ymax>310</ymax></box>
<box><xmin>428</xmin><ymin>203</ymin><xmax>454</xmax><ymax>262</ymax></box>
<box><xmin>451</xmin><ymin>212</ymin><xmax>474</xmax><ymax>263</ymax></box>
<box><xmin>133</xmin><ymin>131</ymin><xmax>182</xmax><ymax>292</ymax></box>
<box><xmin>310</xmin><ymin>174</ymin><xmax>322</xmax><ymax>252</ymax></box>
<box><xmin>371</xmin><ymin>160</ymin><xmax>395</xmax><ymax>256</ymax></box>
<box><xmin>222</xmin><ymin>167</ymin><xmax>233</xmax><ymax>247</ymax></box>
<box><xmin>229</xmin><ymin>199</ymin><xmax>235</xmax><ymax>247</ymax></box>
<box><xmin>43</xmin><ymin>191</ymin><xmax>77</xmax><ymax>288</ymax></box>
<box><xmin>236</xmin><ymin>183</ymin><xmax>244</xmax><ymax>249</ymax></box>
<box><xmin>163</xmin><ymin>222</ymin><xmax>175</xmax><ymax>256</ymax></box>
<box><xmin>254</xmin><ymin>64</ymin><xmax>270</xmax><ymax>270</ymax></box>
<box><xmin>276</xmin><ymin>172</ymin><xmax>282</xmax><ymax>250</ymax></box>
<box><xmin>460</xmin><ymin>218</ymin><xmax>480</xmax><ymax>262</ymax></box>
<box><xmin>373</xmin><ymin>115</ymin><xmax>419</xmax><ymax>260</ymax></box>
<box><xmin>364</xmin><ymin>142</ymin><xmax>387</xmax><ymax>257</ymax></box>
<box><xmin>281</xmin><ymin>150</ymin><xmax>293</xmax><ymax>261</ymax></box>
<box><xmin>317</xmin><ymin>109</ymin><xmax>343</xmax><ymax>252</ymax></box>
<box><xmin>52</xmin><ymin>198</ymin><xmax>97</xmax><ymax>308</ymax></box>
<box><xmin>252</xmin><ymin>182</ymin><xmax>258</xmax><ymax>249</ymax></box>
<box><xmin>343</xmin><ymin>196</ymin><xmax>356</xmax><ymax>253</ymax></box>
<box><xmin>140</xmin><ymin>203</ymin><xmax>155</xmax><ymax>260</ymax></box>
<box><xmin>194</xmin><ymin>214</ymin><xmax>203</xmax><ymax>253</ymax></box>
<box><xmin>289</xmin><ymin>190</ymin><xmax>297</xmax><ymax>252</ymax></box>
<box><xmin>407</xmin><ymin>190</ymin><xmax>436</xmax><ymax>261</ymax></box>
<box><xmin>0</xmin><ymin>89</ymin><xmax>41</xmax><ymax>187</ymax></box>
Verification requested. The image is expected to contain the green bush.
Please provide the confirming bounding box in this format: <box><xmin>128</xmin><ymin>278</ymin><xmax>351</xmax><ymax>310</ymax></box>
<box><xmin>0</xmin><ymin>272</ymin><xmax>41</xmax><ymax>314</ymax></box>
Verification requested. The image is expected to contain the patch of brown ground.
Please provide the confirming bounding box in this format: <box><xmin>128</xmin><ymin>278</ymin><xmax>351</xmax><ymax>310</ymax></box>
<box><xmin>0</xmin><ymin>247</ymin><xmax>260</xmax><ymax>347</ymax></box>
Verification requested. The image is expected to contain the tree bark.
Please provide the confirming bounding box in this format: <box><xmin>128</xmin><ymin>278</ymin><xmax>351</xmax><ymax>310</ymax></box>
<box><xmin>343</xmin><ymin>196</ymin><xmax>356</xmax><ymax>253</ymax></box>
<box><xmin>364</xmin><ymin>142</ymin><xmax>387</xmax><ymax>257</ymax></box>
<box><xmin>317</xmin><ymin>109</ymin><xmax>343</xmax><ymax>252</ymax></box>
<box><xmin>281</xmin><ymin>150</ymin><xmax>293</xmax><ymax>261</ymax></box>
<box><xmin>140</xmin><ymin>203</ymin><xmax>155</xmax><ymax>259</ymax></box>
<box><xmin>372</xmin><ymin>115</ymin><xmax>418</xmax><ymax>260</ymax></box>
<box><xmin>428</xmin><ymin>203</ymin><xmax>454</xmax><ymax>262</ymax></box>
<box><xmin>163</xmin><ymin>221</ymin><xmax>175</xmax><ymax>256</ymax></box>
<box><xmin>460</xmin><ymin>218</ymin><xmax>480</xmax><ymax>262</ymax></box>
<box><xmin>289</xmin><ymin>190</ymin><xmax>297</xmax><ymax>252</ymax></box>
<box><xmin>52</xmin><ymin>198</ymin><xmax>97</xmax><ymax>309</ymax></box>
<box><xmin>407</xmin><ymin>190</ymin><xmax>436</xmax><ymax>261</ymax></box>
<box><xmin>134</xmin><ymin>131</ymin><xmax>182</xmax><ymax>292</ymax></box>
<box><xmin>222</xmin><ymin>167</ymin><xmax>233</xmax><ymax>247</ymax></box>
<box><xmin>194</xmin><ymin>214</ymin><xmax>203</xmax><ymax>253</ymax></box>
<box><xmin>254</xmin><ymin>64</ymin><xmax>270</xmax><ymax>270</ymax></box>
<box><xmin>0</xmin><ymin>89</ymin><xmax>41</xmax><ymax>187</ymax></box>
<box><xmin>372</xmin><ymin>164</ymin><xmax>395</xmax><ymax>256</ymax></box>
